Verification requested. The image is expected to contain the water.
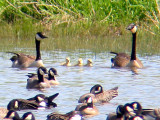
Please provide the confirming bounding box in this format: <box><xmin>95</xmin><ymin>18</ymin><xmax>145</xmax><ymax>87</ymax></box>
<box><xmin>0</xmin><ymin>50</ymin><xmax>160</xmax><ymax>120</ymax></box>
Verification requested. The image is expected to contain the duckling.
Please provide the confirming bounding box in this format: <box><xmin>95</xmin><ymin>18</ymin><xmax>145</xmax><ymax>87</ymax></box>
<box><xmin>47</xmin><ymin>68</ymin><xmax>59</xmax><ymax>85</ymax></box>
<box><xmin>0</xmin><ymin>107</ymin><xmax>8</xmax><ymax>119</ymax></box>
<box><xmin>7</xmin><ymin>99</ymin><xmax>44</xmax><ymax>111</ymax></box>
<box><xmin>5</xmin><ymin>110</ymin><xmax>35</xmax><ymax>120</ymax></box>
<box><xmin>74</xmin><ymin>58</ymin><xmax>83</xmax><ymax>66</ymax></box>
<box><xmin>111</xmin><ymin>23</ymin><xmax>143</xmax><ymax>68</ymax></box>
<box><xmin>76</xmin><ymin>95</ymin><xmax>99</xmax><ymax>117</ymax></box>
<box><xmin>7</xmin><ymin>32</ymin><xmax>47</xmax><ymax>68</ymax></box>
<box><xmin>27</xmin><ymin>93</ymin><xmax>59</xmax><ymax>108</ymax></box>
<box><xmin>84</xmin><ymin>59</ymin><xmax>93</xmax><ymax>67</ymax></box>
<box><xmin>47</xmin><ymin>110</ymin><xmax>82</xmax><ymax>120</ymax></box>
<box><xmin>60</xmin><ymin>57</ymin><xmax>71</xmax><ymax>66</ymax></box>
<box><xmin>26</xmin><ymin>67</ymin><xmax>51</xmax><ymax>89</ymax></box>
<box><xmin>78</xmin><ymin>84</ymin><xmax>118</xmax><ymax>103</ymax></box>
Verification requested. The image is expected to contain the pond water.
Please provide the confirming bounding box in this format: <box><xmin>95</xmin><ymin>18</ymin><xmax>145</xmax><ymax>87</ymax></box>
<box><xmin>0</xmin><ymin>48</ymin><xmax>160</xmax><ymax>120</ymax></box>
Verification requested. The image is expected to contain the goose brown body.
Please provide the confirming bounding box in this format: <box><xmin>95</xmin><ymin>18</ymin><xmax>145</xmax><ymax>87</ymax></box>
<box><xmin>78</xmin><ymin>84</ymin><xmax>118</xmax><ymax>103</ymax></box>
<box><xmin>47</xmin><ymin>110</ymin><xmax>82</xmax><ymax>120</ymax></box>
<box><xmin>76</xmin><ymin>95</ymin><xmax>99</xmax><ymax>117</ymax></box>
<box><xmin>26</xmin><ymin>67</ymin><xmax>51</xmax><ymax>89</ymax></box>
<box><xmin>111</xmin><ymin>23</ymin><xmax>143</xmax><ymax>68</ymax></box>
<box><xmin>0</xmin><ymin>107</ymin><xmax>8</xmax><ymax>119</ymax></box>
<box><xmin>8</xmin><ymin>32</ymin><xmax>47</xmax><ymax>68</ymax></box>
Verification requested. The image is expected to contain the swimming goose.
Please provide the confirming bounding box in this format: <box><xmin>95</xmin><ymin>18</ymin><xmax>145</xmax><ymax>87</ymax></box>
<box><xmin>106</xmin><ymin>105</ymin><xmax>125</xmax><ymax>120</ymax></box>
<box><xmin>111</xmin><ymin>23</ymin><xmax>143</xmax><ymax>68</ymax></box>
<box><xmin>76</xmin><ymin>95</ymin><xmax>99</xmax><ymax>116</ymax></box>
<box><xmin>78</xmin><ymin>84</ymin><xmax>118</xmax><ymax>103</ymax></box>
<box><xmin>60</xmin><ymin>57</ymin><xmax>71</xmax><ymax>66</ymax></box>
<box><xmin>47</xmin><ymin>68</ymin><xmax>59</xmax><ymax>85</ymax></box>
<box><xmin>84</xmin><ymin>59</ymin><xmax>93</xmax><ymax>67</ymax></box>
<box><xmin>26</xmin><ymin>67</ymin><xmax>51</xmax><ymax>89</ymax></box>
<box><xmin>47</xmin><ymin>110</ymin><xmax>82</xmax><ymax>120</ymax></box>
<box><xmin>7</xmin><ymin>99</ymin><xmax>44</xmax><ymax>111</ymax></box>
<box><xmin>5</xmin><ymin>110</ymin><xmax>35</xmax><ymax>120</ymax></box>
<box><xmin>0</xmin><ymin>107</ymin><xmax>8</xmax><ymax>119</ymax></box>
<box><xmin>8</xmin><ymin>32</ymin><xmax>47</xmax><ymax>68</ymax></box>
<box><xmin>27</xmin><ymin>93</ymin><xmax>59</xmax><ymax>108</ymax></box>
<box><xmin>74</xmin><ymin>58</ymin><xmax>83</xmax><ymax>66</ymax></box>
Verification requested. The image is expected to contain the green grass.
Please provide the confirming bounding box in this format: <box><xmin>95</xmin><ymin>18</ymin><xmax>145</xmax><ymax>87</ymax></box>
<box><xmin>0</xmin><ymin>0</ymin><xmax>159</xmax><ymax>55</ymax></box>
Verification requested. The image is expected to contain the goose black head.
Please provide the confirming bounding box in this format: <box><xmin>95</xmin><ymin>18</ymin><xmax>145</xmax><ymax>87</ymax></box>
<box><xmin>22</xmin><ymin>112</ymin><xmax>35</xmax><ymax>120</ymax></box>
<box><xmin>127</xmin><ymin>23</ymin><xmax>137</xmax><ymax>34</ymax></box>
<box><xmin>48</xmin><ymin>68</ymin><xmax>58</xmax><ymax>76</ymax></box>
<box><xmin>35</xmin><ymin>32</ymin><xmax>48</xmax><ymax>41</ymax></box>
<box><xmin>5</xmin><ymin>110</ymin><xmax>20</xmax><ymax>119</ymax></box>
<box><xmin>90</xmin><ymin>84</ymin><xmax>103</xmax><ymax>94</ymax></box>
<box><xmin>37</xmin><ymin>67</ymin><xmax>48</xmax><ymax>75</ymax></box>
<box><xmin>116</xmin><ymin>105</ymin><xmax>125</xmax><ymax>118</ymax></box>
<box><xmin>131</xmin><ymin>102</ymin><xmax>142</xmax><ymax>115</ymax></box>
<box><xmin>7</xmin><ymin>99</ymin><xmax>19</xmax><ymax>110</ymax></box>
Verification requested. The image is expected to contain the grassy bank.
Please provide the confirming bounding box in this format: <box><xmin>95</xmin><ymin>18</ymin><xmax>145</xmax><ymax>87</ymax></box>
<box><xmin>0</xmin><ymin>0</ymin><xmax>159</xmax><ymax>55</ymax></box>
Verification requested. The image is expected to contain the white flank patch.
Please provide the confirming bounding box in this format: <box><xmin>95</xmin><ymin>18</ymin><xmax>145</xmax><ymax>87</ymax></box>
<box><xmin>134</xmin><ymin>116</ymin><xmax>143</xmax><ymax>120</ymax></box>
<box><xmin>39</xmin><ymin>101</ymin><xmax>46</xmax><ymax>107</ymax></box>
<box><xmin>70</xmin><ymin>114</ymin><xmax>82</xmax><ymax>120</ymax></box>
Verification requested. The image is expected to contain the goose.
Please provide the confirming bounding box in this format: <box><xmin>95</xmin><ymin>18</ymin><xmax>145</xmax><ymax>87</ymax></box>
<box><xmin>47</xmin><ymin>68</ymin><xmax>59</xmax><ymax>85</ymax></box>
<box><xmin>8</xmin><ymin>32</ymin><xmax>47</xmax><ymax>68</ymax></box>
<box><xmin>106</xmin><ymin>105</ymin><xmax>125</xmax><ymax>120</ymax></box>
<box><xmin>60</xmin><ymin>57</ymin><xmax>71</xmax><ymax>66</ymax></box>
<box><xmin>76</xmin><ymin>95</ymin><xmax>99</xmax><ymax>116</ymax></box>
<box><xmin>47</xmin><ymin>110</ymin><xmax>82</xmax><ymax>120</ymax></box>
<box><xmin>27</xmin><ymin>93</ymin><xmax>59</xmax><ymax>108</ymax></box>
<box><xmin>5</xmin><ymin>110</ymin><xmax>35</xmax><ymax>120</ymax></box>
<box><xmin>74</xmin><ymin>58</ymin><xmax>83</xmax><ymax>66</ymax></box>
<box><xmin>0</xmin><ymin>107</ymin><xmax>8</xmax><ymax>119</ymax></box>
<box><xmin>26</xmin><ymin>67</ymin><xmax>51</xmax><ymax>89</ymax></box>
<box><xmin>78</xmin><ymin>84</ymin><xmax>118</xmax><ymax>103</ymax></box>
<box><xmin>111</xmin><ymin>23</ymin><xmax>143</xmax><ymax>68</ymax></box>
<box><xmin>7</xmin><ymin>99</ymin><xmax>45</xmax><ymax>111</ymax></box>
<box><xmin>84</xmin><ymin>59</ymin><xmax>93</xmax><ymax>67</ymax></box>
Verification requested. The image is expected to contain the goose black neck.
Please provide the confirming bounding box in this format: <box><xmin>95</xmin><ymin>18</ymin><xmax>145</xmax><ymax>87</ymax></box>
<box><xmin>131</xmin><ymin>33</ymin><xmax>136</xmax><ymax>60</ymax></box>
<box><xmin>38</xmin><ymin>73</ymin><xmax>44</xmax><ymax>83</ymax></box>
<box><xmin>88</xmin><ymin>102</ymin><xmax>93</xmax><ymax>108</ymax></box>
<box><xmin>35</xmin><ymin>39</ymin><xmax>41</xmax><ymax>60</ymax></box>
<box><xmin>48</xmin><ymin>74</ymin><xmax>55</xmax><ymax>80</ymax></box>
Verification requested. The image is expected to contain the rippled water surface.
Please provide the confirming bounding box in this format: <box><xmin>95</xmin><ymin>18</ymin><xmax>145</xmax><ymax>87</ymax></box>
<box><xmin>0</xmin><ymin>50</ymin><xmax>160</xmax><ymax>120</ymax></box>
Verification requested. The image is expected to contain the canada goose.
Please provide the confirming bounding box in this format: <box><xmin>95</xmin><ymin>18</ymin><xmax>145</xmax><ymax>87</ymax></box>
<box><xmin>74</xmin><ymin>58</ymin><xmax>83</xmax><ymax>66</ymax></box>
<box><xmin>60</xmin><ymin>57</ymin><xmax>71</xmax><ymax>66</ymax></box>
<box><xmin>26</xmin><ymin>67</ymin><xmax>51</xmax><ymax>89</ymax></box>
<box><xmin>78</xmin><ymin>84</ymin><xmax>118</xmax><ymax>103</ymax></box>
<box><xmin>47</xmin><ymin>110</ymin><xmax>83</xmax><ymax>120</ymax></box>
<box><xmin>84</xmin><ymin>59</ymin><xmax>93</xmax><ymax>67</ymax></box>
<box><xmin>0</xmin><ymin>107</ymin><xmax>8</xmax><ymax>119</ymax></box>
<box><xmin>76</xmin><ymin>95</ymin><xmax>99</xmax><ymax>116</ymax></box>
<box><xmin>111</xmin><ymin>23</ymin><xmax>143</xmax><ymax>68</ymax></box>
<box><xmin>27</xmin><ymin>93</ymin><xmax>59</xmax><ymax>108</ymax></box>
<box><xmin>7</xmin><ymin>99</ymin><xmax>44</xmax><ymax>111</ymax></box>
<box><xmin>47</xmin><ymin>68</ymin><xmax>59</xmax><ymax>85</ymax></box>
<box><xmin>106</xmin><ymin>105</ymin><xmax>125</xmax><ymax>120</ymax></box>
<box><xmin>5</xmin><ymin>110</ymin><xmax>35</xmax><ymax>120</ymax></box>
<box><xmin>8</xmin><ymin>32</ymin><xmax>47</xmax><ymax>68</ymax></box>
<box><xmin>131</xmin><ymin>102</ymin><xmax>160</xmax><ymax>120</ymax></box>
